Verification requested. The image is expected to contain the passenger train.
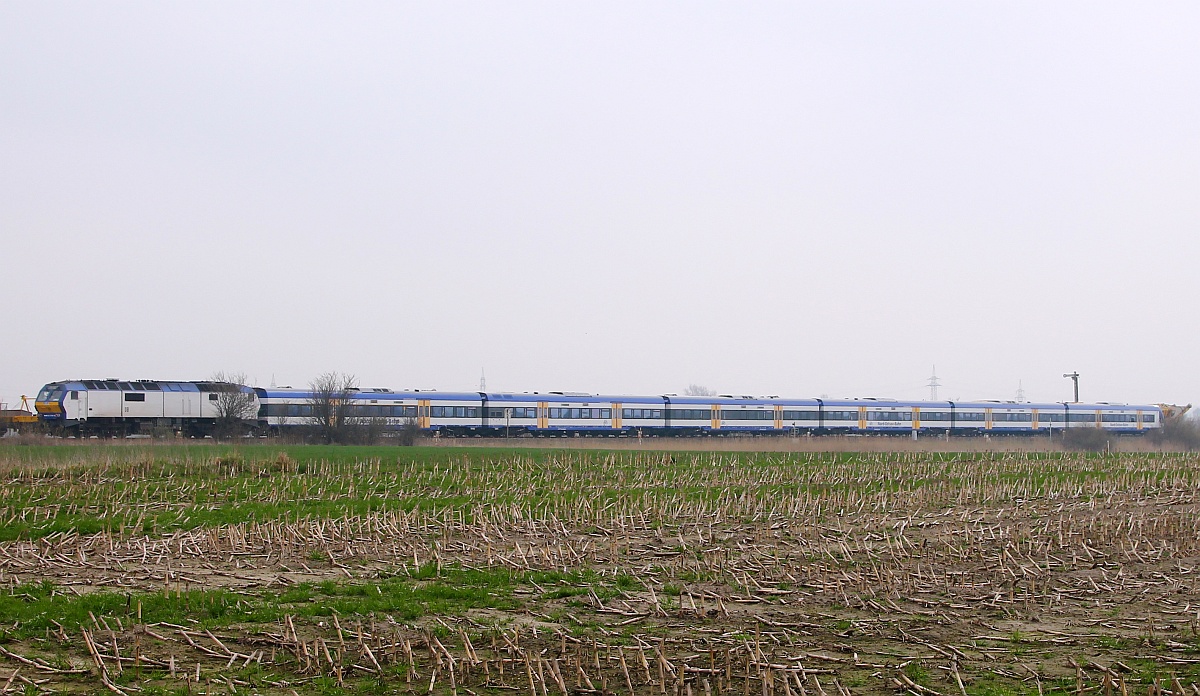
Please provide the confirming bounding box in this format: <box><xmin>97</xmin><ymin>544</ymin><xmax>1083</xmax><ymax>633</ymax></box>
<box><xmin>31</xmin><ymin>378</ymin><xmax>1163</xmax><ymax>438</ymax></box>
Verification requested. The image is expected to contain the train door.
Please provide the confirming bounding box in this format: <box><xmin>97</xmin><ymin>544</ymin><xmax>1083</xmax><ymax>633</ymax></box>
<box><xmin>612</xmin><ymin>403</ymin><xmax>622</xmax><ymax>429</ymax></box>
<box><xmin>64</xmin><ymin>390</ymin><xmax>84</xmax><ymax>420</ymax></box>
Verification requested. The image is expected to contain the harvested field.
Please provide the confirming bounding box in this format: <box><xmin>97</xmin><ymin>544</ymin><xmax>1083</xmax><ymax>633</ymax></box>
<box><xmin>0</xmin><ymin>445</ymin><xmax>1198</xmax><ymax>696</ymax></box>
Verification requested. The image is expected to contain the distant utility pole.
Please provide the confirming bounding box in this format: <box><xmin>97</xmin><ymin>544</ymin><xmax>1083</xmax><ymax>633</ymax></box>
<box><xmin>1016</xmin><ymin>381</ymin><xmax>1026</xmax><ymax>402</ymax></box>
<box><xmin>480</xmin><ymin>369</ymin><xmax>487</xmax><ymax>392</ymax></box>
<box><xmin>927</xmin><ymin>366</ymin><xmax>941</xmax><ymax>401</ymax></box>
<box><xmin>1063</xmin><ymin>372</ymin><xmax>1079</xmax><ymax>403</ymax></box>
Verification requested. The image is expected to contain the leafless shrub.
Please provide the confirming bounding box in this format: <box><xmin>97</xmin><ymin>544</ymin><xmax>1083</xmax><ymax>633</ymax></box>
<box><xmin>685</xmin><ymin>384</ymin><xmax>716</xmax><ymax>397</ymax></box>
<box><xmin>397</xmin><ymin>417</ymin><xmax>420</xmax><ymax>446</ymax></box>
<box><xmin>351</xmin><ymin>416</ymin><xmax>387</xmax><ymax>446</ymax></box>
<box><xmin>1061</xmin><ymin>426</ymin><xmax>1110</xmax><ymax>452</ymax></box>
<box><xmin>1150</xmin><ymin>412</ymin><xmax>1200</xmax><ymax>450</ymax></box>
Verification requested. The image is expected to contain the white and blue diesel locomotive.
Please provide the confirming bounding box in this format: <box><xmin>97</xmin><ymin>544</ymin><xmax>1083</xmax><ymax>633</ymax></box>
<box><xmin>33</xmin><ymin>379</ymin><xmax>1163</xmax><ymax>437</ymax></box>
<box><xmin>33</xmin><ymin>379</ymin><xmax>256</xmax><ymax>437</ymax></box>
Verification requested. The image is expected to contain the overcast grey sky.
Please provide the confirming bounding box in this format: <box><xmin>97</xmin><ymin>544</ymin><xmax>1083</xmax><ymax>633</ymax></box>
<box><xmin>2</xmin><ymin>2</ymin><xmax>1197</xmax><ymax>408</ymax></box>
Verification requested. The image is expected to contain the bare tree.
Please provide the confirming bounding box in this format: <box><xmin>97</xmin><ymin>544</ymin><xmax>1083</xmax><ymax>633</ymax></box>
<box><xmin>208</xmin><ymin>372</ymin><xmax>257</xmax><ymax>441</ymax></box>
<box><xmin>685</xmin><ymin>384</ymin><xmax>717</xmax><ymax>397</ymax></box>
<box><xmin>307</xmin><ymin>372</ymin><xmax>359</xmax><ymax>444</ymax></box>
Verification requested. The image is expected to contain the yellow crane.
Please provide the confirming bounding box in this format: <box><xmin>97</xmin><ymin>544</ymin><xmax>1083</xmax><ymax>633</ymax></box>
<box><xmin>0</xmin><ymin>395</ymin><xmax>38</xmax><ymax>432</ymax></box>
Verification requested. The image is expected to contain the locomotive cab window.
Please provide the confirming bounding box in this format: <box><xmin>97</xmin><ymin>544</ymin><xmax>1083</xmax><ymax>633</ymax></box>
<box><xmin>209</xmin><ymin>393</ymin><xmax>219</xmax><ymax>401</ymax></box>
<box><xmin>124</xmin><ymin>393</ymin><xmax>146</xmax><ymax>402</ymax></box>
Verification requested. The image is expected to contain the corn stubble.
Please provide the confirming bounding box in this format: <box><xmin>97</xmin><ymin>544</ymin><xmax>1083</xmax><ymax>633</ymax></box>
<box><xmin>0</xmin><ymin>447</ymin><xmax>1198</xmax><ymax>695</ymax></box>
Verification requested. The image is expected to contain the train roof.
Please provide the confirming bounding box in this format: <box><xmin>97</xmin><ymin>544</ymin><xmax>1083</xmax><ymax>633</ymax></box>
<box><xmin>254</xmin><ymin>388</ymin><xmax>1160</xmax><ymax>411</ymax></box>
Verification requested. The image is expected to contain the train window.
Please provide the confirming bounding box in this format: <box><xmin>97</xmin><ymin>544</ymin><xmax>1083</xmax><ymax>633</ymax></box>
<box><xmin>992</xmin><ymin>413</ymin><xmax>1033</xmax><ymax>422</ymax></box>
<box><xmin>725</xmin><ymin>410</ymin><xmax>772</xmax><ymax>420</ymax></box>
<box><xmin>124</xmin><ymin>393</ymin><xmax>145</xmax><ymax>402</ymax></box>
<box><xmin>601</xmin><ymin>409</ymin><xmax>612</xmax><ymax>418</ymax></box>
<box><xmin>921</xmin><ymin>412</ymin><xmax>950</xmax><ymax>421</ymax></box>
<box><xmin>1067</xmin><ymin>413</ymin><xmax>1096</xmax><ymax>422</ymax></box>
<box><xmin>208</xmin><ymin>393</ymin><xmax>218</xmax><ymax>401</ymax></box>
<box><xmin>1144</xmin><ymin>414</ymin><xmax>1156</xmax><ymax>423</ymax></box>
<box><xmin>1101</xmin><ymin>414</ymin><xmax>1136</xmax><ymax>423</ymax></box>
